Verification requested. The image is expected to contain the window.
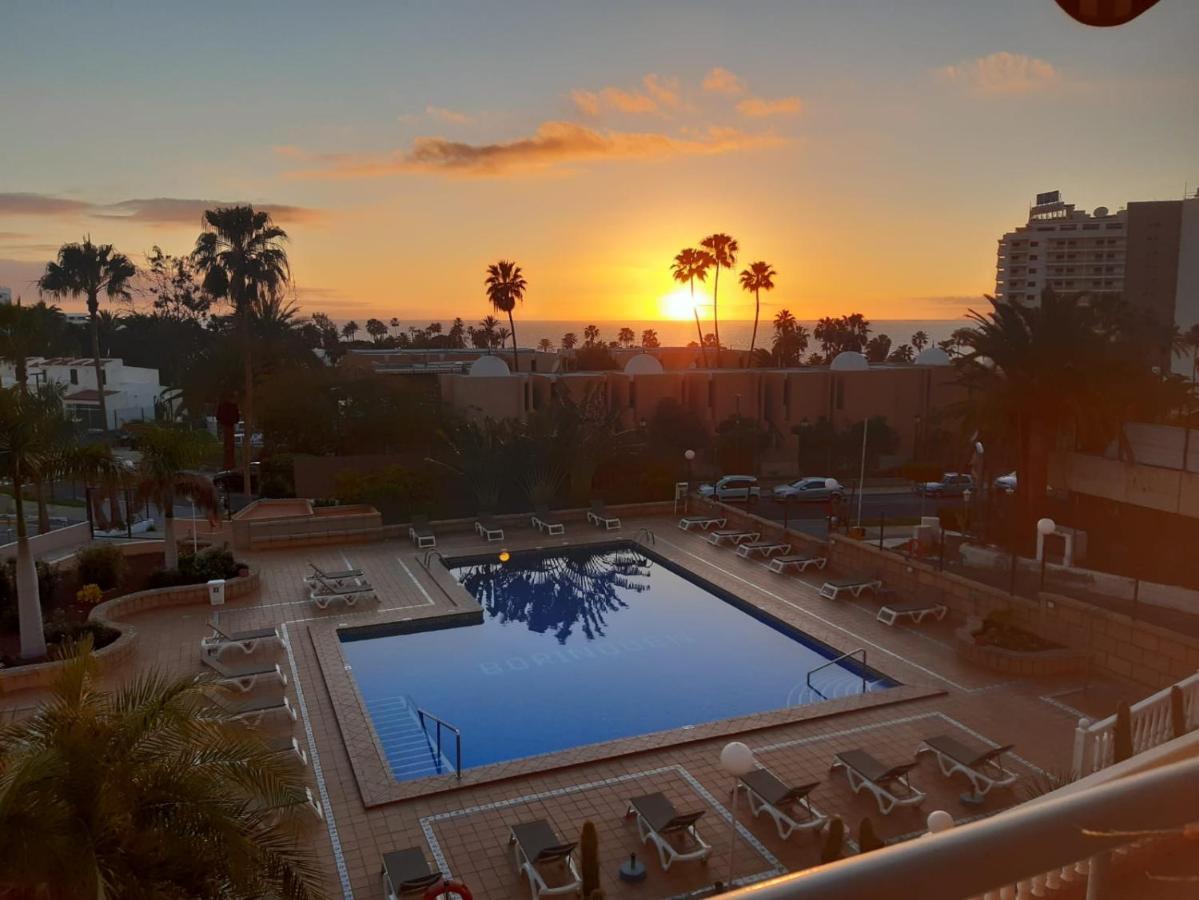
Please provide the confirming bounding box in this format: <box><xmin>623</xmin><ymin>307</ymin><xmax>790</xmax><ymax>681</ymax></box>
<box><xmin>1027</xmin><ymin>281</ymin><xmax>1036</xmax><ymax>287</ymax></box>
<box><xmin>1083</xmin><ymin>224</ymin><xmax>1099</xmax><ymax>230</ymax></box>
<box><xmin>69</xmin><ymin>369</ymin><xmax>78</xmax><ymax>385</ymax></box>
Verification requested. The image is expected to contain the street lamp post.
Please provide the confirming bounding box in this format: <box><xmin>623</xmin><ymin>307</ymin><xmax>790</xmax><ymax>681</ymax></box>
<box><xmin>683</xmin><ymin>449</ymin><xmax>696</xmax><ymax>513</ymax></box>
<box><xmin>719</xmin><ymin>741</ymin><xmax>757</xmax><ymax>891</ymax></box>
<box><xmin>1037</xmin><ymin>517</ymin><xmax>1056</xmax><ymax>591</ymax></box>
<box><xmin>962</xmin><ymin>488</ymin><xmax>972</xmax><ymax>537</ymax></box>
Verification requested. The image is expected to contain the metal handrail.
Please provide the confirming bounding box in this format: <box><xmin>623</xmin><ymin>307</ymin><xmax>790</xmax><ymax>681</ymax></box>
<box><xmin>805</xmin><ymin>648</ymin><xmax>867</xmax><ymax>696</ymax></box>
<box><xmin>416</xmin><ymin>706</ymin><xmax>462</xmax><ymax>780</ymax></box>
<box><xmin>420</xmin><ymin>549</ymin><xmax>446</xmax><ymax>570</ymax></box>
<box><xmin>634</xmin><ymin>527</ymin><xmax>656</xmax><ymax>546</ymax></box>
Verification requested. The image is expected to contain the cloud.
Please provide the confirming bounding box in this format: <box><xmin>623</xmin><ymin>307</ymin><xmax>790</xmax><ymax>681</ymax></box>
<box><xmin>934</xmin><ymin>51</ymin><xmax>1061</xmax><ymax>95</ymax></box>
<box><xmin>571</xmin><ymin>85</ymin><xmax>658</xmax><ymax>116</ymax></box>
<box><xmin>642</xmin><ymin>74</ymin><xmax>681</xmax><ymax>109</ymax></box>
<box><xmin>702</xmin><ymin>67</ymin><xmax>746</xmax><ymax>96</ymax></box>
<box><xmin>285</xmin><ymin>121</ymin><xmax>787</xmax><ymax>179</ymax></box>
<box><xmin>0</xmin><ymin>232</ymin><xmax>32</xmax><ymax>241</ymax></box>
<box><xmin>0</xmin><ymin>193</ymin><xmax>91</xmax><ymax>216</ymax></box>
<box><xmin>93</xmin><ymin>197</ymin><xmax>324</xmax><ymax>225</ymax></box>
<box><xmin>737</xmin><ymin>96</ymin><xmax>803</xmax><ymax>118</ymax></box>
<box><xmin>425</xmin><ymin>105</ymin><xmax>470</xmax><ymax>124</ymax></box>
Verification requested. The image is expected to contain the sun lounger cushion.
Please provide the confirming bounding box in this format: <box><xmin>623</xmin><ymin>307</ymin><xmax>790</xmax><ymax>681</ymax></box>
<box><xmin>740</xmin><ymin>769</ymin><xmax>818</xmax><ymax>807</ymax></box>
<box><xmin>512</xmin><ymin>820</ymin><xmax>576</xmax><ymax>863</ymax></box>
<box><xmin>836</xmin><ymin>750</ymin><xmax>915</xmax><ymax>785</ymax></box>
<box><xmin>383</xmin><ymin>847</ymin><xmax>442</xmax><ymax>895</ymax></box>
<box><xmin>630</xmin><ymin>792</ymin><xmax>703</xmax><ymax>834</ymax></box>
<box><xmin>922</xmin><ymin>735</ymin><xmax>1013</xmax><ymax>769</ymax></box>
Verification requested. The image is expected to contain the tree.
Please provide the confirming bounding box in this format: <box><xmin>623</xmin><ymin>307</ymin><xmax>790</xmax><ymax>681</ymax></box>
<box><xmin>888</xmin><ymin>343</ymin><xmax>915</xmax><ymax>363</ymax></box>
<box><xmin>537</xmin><ymin>338</ymin><xmax>553</xmax><ymax>352</ymax></box>
<box><xmin>365</xmin><ymin>317</ymin><xmax>388</xmax><ymax>343</ymax></box>
<box><xmin>671</xmin><ymin>247</ymin><xmax>714</xmax><ymax>367</ymax></box>
<box><xmin>561</xmin><ymin>332</ymin><xmax>578</xmax><ymax>350</ymax></box>
<box><xmin>341</xmin><ymin>320</ymin><xmax>359</xmax><ymax>342</ymax></box>
<box><xmin>38</xmin><ymin>237</ymin><xmax>137</xmax><ymax>435</ymax></box>
<box><xmin>583</xmin><ymin>324</ymin><xmax>601</xmax><ymax>346</ymax></box>
<box><xmin>617</xmin><ymin>327</ymin><xmax>635</xmax><ymax>349</ymax></box>
<box><xmin>192</xmin><ymin>206</ymin><xmax>291</xmax><ymax>502</ymax></box>
<box><xmin>129</xmin><ymin>424</ymin><xmax>219</xmax><ymax>570</ymax></box>
<box><xmin>739</xmin><ymin>261</ymin><xmax>777</xmax><ymax>363</ymax></box>
<box><xmin>389</xmin><ymin>316</ymin><xmax>401</xmax><ymax>336</ymax></box>
<box><xmin>865</xmin><ymin>333</ymin><xmax>892</xmax><ymax>363</ymax></box>
<box><xmin>484</xmin><ymin>259</ymin><xmax>527</xmax><ymax>372</ymax></box>
<box><xmin>814</xmin><ymin>314</ymin><xmax>871</xmax><ymax>357</ymax></box>
<box><xmin>911</xmin><ymin>330</ymin><xmax>929</xmax><ymax>352</ymax></box>
<box><xmin>0</xmin><ymin>648</ymin><xmax>321</xmax><ymax>898</ymax></box>
<box><xmin>144</xmin><ymin>245</ymin><xmax>211</xmax><ymax>322</ymax></box>
<box><xmin>699</xmin><ymin>234</ymin><xmax>738</xmax><ymax>365</ymax></box>
<box><xmin>641</xmin><ymin>329</ymin><xmax>660</xmax><ymax>349</ymax></box>
<box><xmin>770</xmin><ymin>309</ymin><xmax>808</xmax><ymax>367</ymax></box>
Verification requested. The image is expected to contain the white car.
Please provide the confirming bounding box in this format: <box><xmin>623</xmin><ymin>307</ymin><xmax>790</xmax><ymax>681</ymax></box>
<box><xmin>773</xmin><ymin>477</ymin><xmax>844</xmax><ymax>502</ymax></box>
<box><xmin>994</xmin><ymin>472</ymin><xmax>1017</xmax><ymax>493</ymax></box>
<box><xmin>920</xmin><ymin>473</ymin><xmax>975</xmax><ymax>497</ymax></box>
<box><xmin>698</xmin><ymin>475</ymin><xmax>761</xmax><ymax>502</ymax></box>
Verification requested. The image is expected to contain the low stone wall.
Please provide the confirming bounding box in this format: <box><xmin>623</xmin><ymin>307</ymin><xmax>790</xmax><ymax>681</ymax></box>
<box><xmin>0</xmin><ymin>571</ymin><xmax>259</xmax><ymax>695</ymax></box>
<box><xmin>0</xmin><ymin>521</ymin><xmax>91</xmax><ymax>563</ymax></box>
<box><xmin>954</xmin><ymin>626</ymin><xmax>1089</xmax><ymax>677</ymax></box>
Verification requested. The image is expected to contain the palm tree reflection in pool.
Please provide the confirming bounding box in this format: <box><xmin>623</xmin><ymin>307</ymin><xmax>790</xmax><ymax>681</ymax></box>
<box><xmin>454</xmin><ymin>547</ymin><xmax>651</xmax><ymax>644</ymax></box>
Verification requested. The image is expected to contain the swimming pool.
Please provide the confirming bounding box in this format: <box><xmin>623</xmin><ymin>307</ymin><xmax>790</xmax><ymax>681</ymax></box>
<box><xmin>341</xmin><ymin>542</ymin><xmax>895</xmax><ymax>781</ymax></box>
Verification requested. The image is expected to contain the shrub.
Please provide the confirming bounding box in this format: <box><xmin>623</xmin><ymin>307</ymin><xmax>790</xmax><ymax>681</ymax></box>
<box><xmin>857</xmin><ymin>818</ymin><xmax>885</xmax><ymax>853</ymax></box>
<box><xmin>820</xmin><ymin>816</ymin><xmax>845</xmax><ymax>864</ymax></box>
<box><xmin>1113</xmin><ymin>700</ymin><xmax>1133</xmax><ymax>763</ymax></box>
<box><xmin>76</xmin><ymin>583</ymin><xmax>104</xmax><ymax>606</ymax></box>
<box><xmin>44</xmin><ymin>619</ymin><xmax>120</xmax><ymax>652</ymax></box>
<box><xmin>148</xmin><ymin>545</ymin><xmax>244</xmax><ymax>589</ymax></box>
<box><xmin>580</xmin><ymin>821</ymin><xmax>600</xmax><ymax>897</ymax></box>
<box><xmin>1170</xmin><ymin>685</ymin><xmax>1189</xmax><ymax>739</ymax></box>
<box><xmin>76</xmin><ymin>544</ymin><xmax>126</xmax><ymax>590</ymax></box>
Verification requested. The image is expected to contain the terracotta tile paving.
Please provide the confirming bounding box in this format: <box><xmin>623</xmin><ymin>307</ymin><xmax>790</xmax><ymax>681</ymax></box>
<box><xmin>0</xmin><ymin>514</ymin><xmax>1155</xmax><ymax>899</ymax></box>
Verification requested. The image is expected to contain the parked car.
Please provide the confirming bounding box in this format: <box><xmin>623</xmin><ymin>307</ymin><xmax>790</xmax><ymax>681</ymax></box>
<box><xmin>773</xmin><ymin>476</ymin><xmax>844</xmax><ymax>502</ymax></box>
<box><xmin>698</xmin><ymin>475</ymin><xmax>761</xmax><ymax>502</ymax></box>
<box><xmin>994</xmin><ymin>472</ymin><xmax>1017</xmax><ymax>493</ymax></box>
<box><xmin>213</xmin><ymin>462</ymin><xmax>260</xmax><ymax>494</ymax></box>
<box><xmin>920</xmin><ymin>473</ymin><xmax>974</xmax><ymax>497</ymax></box>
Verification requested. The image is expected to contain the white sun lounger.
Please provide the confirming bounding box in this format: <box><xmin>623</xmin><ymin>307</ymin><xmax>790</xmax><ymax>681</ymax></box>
<box><xmin>475</xmin><ymin>516</ymin><xmax>505</xmax><ymax>542</ymax></box>
<box><xmin>876</xmin><ymin>600</ymin><xmax>948</xmax><ymax>626</ymax></box>
<box><xmin>309</xmin><ymin>583</ymin><xmax>377</xmax><ymax>609</ymax></box>
<box><xmin>509</xmin><ymin>820</ymin><xmax>582</xmax><ymax>900</ymax></box>
<box><xmin>819</xmin><ymin>578</ymin><xmax>883</xmax><ymax>600</ymax></box>
<box><xmin>531</xmin><ymin>506</ymin><xmax>565</xmax><ymax>536</ymax></box>
<box><xmin>768</xmin><ymin>554</ymin><xmax>828</xmax><ymax>574</ymax></box>
<box><xmin>215</xmin><ymin>693</ymin><xmax>298</xmax><ymax>726</ymax></box>
<box><xmin>708</xmin><ymin>529</ymin><xmax>760</xmax><ymax>546</ymax></box>
<box><xmin>736</xmin><ymin>541</ymin><xmax>791</xmax><ymax>559</ymax></box>
<box><xmin>735</xmin><ymin>768</ymin><xmax>828</xmax><ymax>839</ymax></box>
<box><xmin>678</xmin><ymin>515</ymin><xmax>727</xmax><ymax>531</ymax></box>
<box><xmin>382</xmin><ymin>847</ymin><xmax>443</xmax><ymax>899</ymax></box>
<box><xmin>917</xmin><ymin>734</ymin><xmax>1019</xmax><ymax>804</ymax></box>
<box><xmin>626</xmin><ymin>792</ymin><xmax>711</xmax><ymax>870</ymax></box>
<box><xmin>267</xmin><ymin>734</ymin><xmax>309</xmax><ymax>767</ymax></box>
<box><xmin>200</xmin><ymin>654</ymin><xmax>288</xmax><ymax>692</ymax></box>
<box><xmin>201</xmin><ymin>621</ymin><xmax>284</xmax><ymax>658</ymax></box>
<box><xmin>830</xmin><ymin>749</ymin><xmax>925</xmax><ymax>815</ymax></box>
<box><xmin>304</xmin><ymin>562</ymin><xmax>364</xmax><ymax>588</ymax></box>
<box><xmin>409</xmin><ymin>515</ymin><xmax>436</xmax><ymax>549</ymax></box>
<box><xmin>587</xmin><ymin>500</ymin><xmax>621</xmax><ymax>531</ymax></box>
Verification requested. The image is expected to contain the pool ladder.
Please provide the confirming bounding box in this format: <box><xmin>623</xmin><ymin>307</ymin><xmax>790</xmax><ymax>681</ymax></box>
<box><xmin>414</xmin><ymin>698</ymin><xmax>462</xmax><ymax>780</ymax></box>
<box><xmin>420</xmin><ymin>549</ymin><xmax>446</xmax><ymax>570</ymax></box>
<box><xmin>634</xmin><ymin>527</ymin><xmax>656</xmax><ymax>547</ymax></box>
<box><xmin>804</xmin><ymin>648</ymin><xmax>868</xmax><ymax>700</ymax></box>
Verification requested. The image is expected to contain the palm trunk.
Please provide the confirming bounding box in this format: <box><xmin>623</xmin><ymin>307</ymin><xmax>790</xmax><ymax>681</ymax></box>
<box><xmin>748</xmin><ymin>287</ymin><xmax>760</xmax><ymax>365</ymax></box>
<box><xmin>507</xmin><ymin>310</ymin><xmax>519</xmax><ymax>373</ymax></box>
<box><xmin>88</xmin><ymin>292</ymin><xmax>110</xmax><ymax>433</ymax></box>
<box><xmin>240</xmin><ymin>308</ymin><xmax>255</xmax><ymax>501</ymax></box>
<box><xmin>712</xmin><ymin>265</ymin><xmax>721</xmax><ymax>368</ymax></box>
<box><xmin>34</xmin><ymin>477</ymin><xmax>50</xmax><ymax>534</ymax></box>
<box><xmin>690</xmin><ymin>277</ymin><xmax>707</xmax><ymax>367</ymax></box>
<box><xmin>163</xmin><ymin>486</ymin><xmax>178</xmax><ymax>570</ymax></box>
<box><xmin>12</xmin><ymin>463</ymin><xmax>47</xmax><ymax>658</ymax></box>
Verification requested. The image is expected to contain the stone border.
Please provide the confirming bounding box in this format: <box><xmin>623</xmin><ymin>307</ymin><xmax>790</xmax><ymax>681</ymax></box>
<box><xmin>953</xmin><ymin>626</ymin><xmax>1089</xmax><ymax>676</ymax></box>
<box><xmin>0</xmin><ymin>571</ymin><xmax>259</xmax><ymax>695</ymax></box>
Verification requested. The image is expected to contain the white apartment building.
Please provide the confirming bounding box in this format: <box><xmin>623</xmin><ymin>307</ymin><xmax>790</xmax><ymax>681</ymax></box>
<box><xmin>0</xmin><ymin>356</ymin><xmax>165</xmax><ymax>429</ymax></box>
<box><xmin>995</xmin><ymin>191</ymin><xmax>1128</xmax><ymax>306</ymax></box>
<box><xmin>0</xmin><ymin>287</ymin><xmax>12</xmax><ymax>305</ymax></box>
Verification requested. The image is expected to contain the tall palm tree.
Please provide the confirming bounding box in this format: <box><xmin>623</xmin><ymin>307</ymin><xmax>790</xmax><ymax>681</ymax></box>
<box><xmin>739</xmin><ymin>260</ymin><xmax>776</xmax><ymax>363</ymax></box>
<box><xmin>38</xmin><ymin>238</ymin><xmax>136</xmax><ymax>435</ymax></box>
<box><xmin>671</xmin><ymin>248</ymin><xmax>714</xmax><ymax>367</ymax></box>
<box><xmin>192</xmin><ymin>206</ymin><xmax>291</xmax><ymax>501</ymax></box>
<box><xmin>699</xmin><ymin>233</ymin><xmax>738</xmax><ymax>366</ymax></box>
<box><xmin>0</xmin><ymin>648</ymin><xmax>322</xmax><ymax>898</ymax></box>
<box><xmin>129</xmin><ymin>424</ymin><xmax>219</xmax><ymax>570</ymax></box>
<box><xmin>484</xmin><ymin>260</ymin><xmax>527</xmax><ymax>372</ymax></box>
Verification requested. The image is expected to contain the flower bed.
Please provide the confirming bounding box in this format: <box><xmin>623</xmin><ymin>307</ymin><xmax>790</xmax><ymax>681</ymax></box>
<box><xmin>954</xmin><ymin>620</ymin><xmax>1089</xmax><ymax>677</ymax></box>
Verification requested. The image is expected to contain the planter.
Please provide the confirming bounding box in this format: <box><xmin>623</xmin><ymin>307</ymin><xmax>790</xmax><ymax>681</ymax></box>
<box><xmin>954</xmin><ymin>625</ymin><xmax>1089</xmax><ymax>677</ymax></box>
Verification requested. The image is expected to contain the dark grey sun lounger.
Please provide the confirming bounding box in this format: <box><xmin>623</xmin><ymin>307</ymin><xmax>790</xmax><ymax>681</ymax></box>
<box><xmin>917</xmin><ymin>734</ymin><xmax>1018</xmax><ymax>803</ymax></box>
<box><xmin>409</xmin><ymin>514</ymin><xmax>436</xmax><ymax>549</ymax></box>
<box><xmin>587</xmin><ymin>499</ymin><xmax>621</xmax><ymax>530</ymax></box>
<box><xmin>736</xmin><ymin>541</ymin><xmax>791</xmax><ymax>558</ymax></box>
<box><xmin>382</xmin><ymin>847</ymin><xmax>444</xmax><ymax>899</ymax></box>
<box><xmin>736</xmin><ymin>768</ymin><xmax>828</xmax><ymax>839</ymax></box>
<box><xmin>819</xmin><ymin>578</ymin><xmax>883</xmax><ymax>599</ymax></box>
<box><xmin>201</xmin><ymin>620</ymin><xmax>283</xmax><ymax>657</ymax></box>
<box><xmin>509</xmin><ymin>819</ymin><xmax>581</xmax><ymax>898</ymax></box>
<box><xmin>475</xmin><ymin>514</ymin><xmax>505</xmax><ymax>542</ymax></box>
<box><xmin>211</xmin><ymin>693</ymin><xmax>298</xmax><ymax>725</ymax></box>
<box><xmin>830</xmin><ymin>749</ymin><xmax>925</xmax><ymax>815</ymax></box>
<box><xmin>707</xmin><ymin>528</ymin><xmax>760</xmax><ymax>546</ymax></box>
<box><xmin>306</xmin><ymin>562</ymin><xmax>364</xmax><ymax>585</ymax></box>
<box><xmin>678</xmin><ymin>515</ymin><xmax>727</xmax><ymax>531</ymax></box>
<box><xmin>200</xmin><ymin>654</ymin><xmax>287</xmax><ymax>692</ymax></box>
<box><xmin>626</xmin><ymin>792</ymin><xmax>712</xmax><ymax>870</ymax></box>
<box><xmin>768</xmin><ymin>554</ymin><xmax>828</xmax><ymax>574</ymax></box>
<box><xmin>531</xmin><ymin>505</ymin><xmax>565</xmax><ymax>535</ymax></box>
<box><xmin>876</xmin><ymin>600</ymin><xmax>948</xmax><ymax>626</ymax></box>
<box><xmin>267</xmin><ymin>734</ymin><xmax>309</xmax><ymax>766</ymax></box>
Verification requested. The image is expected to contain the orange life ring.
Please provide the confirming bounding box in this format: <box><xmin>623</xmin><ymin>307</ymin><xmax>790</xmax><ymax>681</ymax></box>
<box><xmin>425</xmin><ymin>878</ymin><xmax>473</xmax><ymax>900</ymax></box>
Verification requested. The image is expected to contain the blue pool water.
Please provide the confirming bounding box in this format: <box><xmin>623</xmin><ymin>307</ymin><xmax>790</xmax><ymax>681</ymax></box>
<box><xmin>341</xmin><ymin>543</ymin><xmax>895</xmax><ymax>781</ymax></box>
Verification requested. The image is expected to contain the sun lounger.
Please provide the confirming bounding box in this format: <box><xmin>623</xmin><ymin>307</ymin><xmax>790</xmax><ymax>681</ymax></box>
<box><xmin>876</xmin><ymin>600</ymin><xmax>948</xmax><ymax>626</ymax></box>
<box><xmin>736</xmin><ymin>541</ymin><xmax>791</xmax><ymax>559</ymax></box>
<box><xmin>382</xmin><ymin>847</ymin><xmax>444</xmax><ymax>899</ymax></box>
<box><xmin>707</xmin><ymin>529</ymin><xmax>761</xmax><ymax>546</ymax></box>
<box><xmin>735</xmin><ymin>768</ymin><xmax>828</xmax><ymax>839</ymax></box>
<box><xmin>308</xmin><ymin>583</ymin><xmax>377</xmax><ymax>609</ymax></box>
<box><xmin>626</xmin><ymin>792</ymin><xmax>711</xmax><ymax>870</ymax></box>
<box><xmin>830</xmin><ymin>749</ymin><xmax>925</xmax><ymax>815</ymax></box>
<box><xmin>819</xmin><ymin>578</ymin><xmax>883</xmax><ymax>600</ymax></box>
<box><xmin>201</xmin><ymin>621</ymin><xmax>283</xmax><ymax>658</ymax></box>
<box><xmin>409</xmin><ymin>515</ymin><xmax>436</xmax><ymax>549</ymax></box>
<box><xmin>531</xmin><ymin>505</ymin><xmax>565</xmax><ymax>536</ymax></box>
<box><xmin>213</xmin><ymin>693</ymin><xmax>298</xmax><ymax>726</ymax></box>
<box><xmin>475</xmin><ymin>515</ymin><xmax>505</xmax><ymax>542</ymax></box>
<box><xmin>509</xmin><ymin>820</ymin><xmax>582</xmax><ymax>900</ymax></box>
<box><xmin>587</xmin><ymin>499</ymin><xmax>621</xmax><ymax>531</ymax></box>
<box><xmin>678</xmin><ymin>515</ymin><xmax>726</xmax><ymax>531</ymax></box>
<box><xmin>267</xmin><ymin>734</ymin><xmax>309</xmax><ymax>767</ymax></box>
<box><xmin>304</xmin><ymin>562</ymin><xmax>364</xmax><ymax>588</ymax></box>
<box><xmin>768</xmin><ymin>554</ymin><xmax>828</xmax><ymax>574</ymax></box>
<box><xmin>917</xmin><ymin>734</ymin><xmax>1019</xmax><ymax>804</ymax></box>
<box><xmin>200</xmin><ymin>654</ymin><xmax>287</xmax><ymax>692</ymax></box>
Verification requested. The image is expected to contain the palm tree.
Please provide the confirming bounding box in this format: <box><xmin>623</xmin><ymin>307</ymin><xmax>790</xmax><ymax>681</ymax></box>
<box><xmin>699</xmin><ymin>234</ymin><xmax>738</xmax><ymax>366</ymax></box>
<box><xmin>0</xmin><ymin>648</ymin><xmax>322</xmax><ymax>898</ymax></box>
<box><xmin>617</xmin><ymin>327</ymin><xmax>635</xmax><ymax>349</ymax></box>
<box><xmin>484</xmin><ymin>260</ymin><xmax>527</xmax><ymax>372</ymax></box>
<box><xmin>537</xmin><ymin>338</ymin><xmax>553</xmax><ymax>352</ymax></box>
<box><xmin>129</xmin><ymin>424</ymin><xmax>219</xmax><ymax>570</ymax></box>
<box><xmin>641</xmin><ymin>329</ymin><xmax>660</xmax><ymax>349</ymax></box>
<box><xmin>561</xmin><ymin>332</ymin><xmax>578</xmax><ymax>350</ymax></box>
<box><xmin>671</xmin><ymin>248</ymin><xmax>714</xmax><ymax>367</ymax></box>
<box><xmin>739</xmin><ymin>260</ymin><xmax>776</xmax><ymax>363</ymax></box>
<box><xmin>911</xmin><ymin>330</ymin><xmax>929</xmax><ymax>352</ymax></box>
<box><xmin>38</xmin><ymin>238</ymin><xmax>136</xmax><ymax>435</ymax></box>
<box><xmin>192</xmin><ymin>206</ymin><xmax>291</xmax><ymax>502</ymax></box>
<box><xmin>341</xmin><ymin>320</ymin><xmax>359</xmax><ymax>342</ymax></box>
<box><xmin>583</xmin><ymin>324</ymin><xmax>601</xmax><ymax>346</ymax></box>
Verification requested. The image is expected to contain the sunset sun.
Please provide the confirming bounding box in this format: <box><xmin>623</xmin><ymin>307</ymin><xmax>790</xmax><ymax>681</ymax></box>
<box><xmin>659</xmin><ymin>287</ymin><xmax>705</xmax><ymax>320</ymax></box>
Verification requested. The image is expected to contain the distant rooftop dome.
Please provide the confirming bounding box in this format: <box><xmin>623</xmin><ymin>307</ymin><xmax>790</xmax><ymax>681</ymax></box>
<box><xmin>914</xmin><ymin>346</ymin><xmax>952</xmax><ymax>367</ymax></box>
<box><xmin>830</xmin><ymin>351</ymin><xmax>869</xmax><ymax>372</ymax></box>
<box><xmin>468</xmin><ymin>355</ymin><xmax>510</xmax><ymax>377</ymax></box>
<box><xmin>623</xmin><ymin>353</ymin><xmax>664</xmax><ymax>375</ymax></box>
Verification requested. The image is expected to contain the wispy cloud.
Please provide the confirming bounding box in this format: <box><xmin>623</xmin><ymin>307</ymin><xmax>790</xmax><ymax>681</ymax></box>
<box><xmin>570</xmin><ymin>73</ymin><xmax>682</xmax><ymax>117</ymax></box>
<box><xmin>0</xmin><ymin>192</ymin><xmax>323</xmax><ymax>225</ymax></box>
<box><xmin>284</xmin><ymin>121</ymin><xmax>787</xmax><ymax>179</ymax></box>
<box><xmin>702</xmin><ymin>67</ymin><xmax>746</xmax><ymax>96</ymax></box>
<box><xmin>737</xmin><ymin>95</ymin><xmax>803</xmax><ymax>118</ymax></box>
<box><xmin>0</xmin><ymin>193</ymin><xmax>91</xmax><ymax>216</ymax></box>
<box><xmin>425</xmin><ymin>105</ymin><xmax>470</xmax><ymax>124</ymax></box>
<box><xmin>642</xmin><ymin>74</ymin><xmax>681</xmax><ymax>109</ymax></box>
<box><xmin>934</xmin><ymin>51</ymin><xmax>1061</xmax><ymax>95</ymax></box>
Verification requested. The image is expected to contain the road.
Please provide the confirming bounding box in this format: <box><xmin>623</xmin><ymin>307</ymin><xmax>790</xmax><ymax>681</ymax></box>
<box><xmin>739</xmin><ymin>489</ymin><xmax>967</xmax><ymax>539</ymax></box>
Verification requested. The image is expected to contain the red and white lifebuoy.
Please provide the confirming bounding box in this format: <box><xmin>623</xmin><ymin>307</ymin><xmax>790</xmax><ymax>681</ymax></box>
<box><xmin>425</xmin><ymin>878</ymin><xmax>473</xmax><ymax>900</ymax></box>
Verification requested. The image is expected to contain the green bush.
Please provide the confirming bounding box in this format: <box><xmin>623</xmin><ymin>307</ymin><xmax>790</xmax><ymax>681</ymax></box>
<box><xmin>0</xmin><ymin>559</ymin><xmax>58</xmax><ymax>631</ymax></box>
<box><xmin>820</xmin><ymin>816</ymin><xmax>846</xmax><ymax>864</ymax></box>
<box><xmin>45</xmin><ymin>619</ymin><xmax>120</xmax><ymax>652</ymax></box>
<box><xmin>147</xmin><ymin>545</ymin><xmax>244</xmax><ymax>590</ymax></box>
<box><xmin>76</xmin><ymin>544</ymin><xmax>126</xmax><ymax>590</ymax></box>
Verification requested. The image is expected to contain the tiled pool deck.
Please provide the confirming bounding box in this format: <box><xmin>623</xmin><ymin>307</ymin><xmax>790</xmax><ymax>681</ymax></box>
<box><xmin>0</xmin><ymin>514</ymin><xmax>1150</xmax><ymax>899</ymax></box>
